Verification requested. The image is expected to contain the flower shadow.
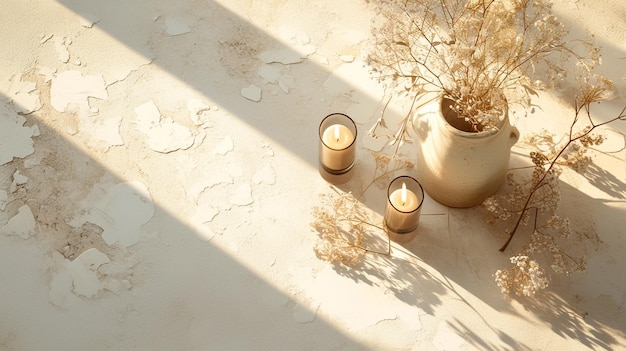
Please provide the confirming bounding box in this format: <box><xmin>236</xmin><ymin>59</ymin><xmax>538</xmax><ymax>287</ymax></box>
<box><xmin>446</xmin><ymin>318</ymin><xmax>534</xmax><ymax>351</ymax></box>
<box><xmin>314</xmin><ymin>158</ymin><xmax>450</xmax><ymax>315</ymax></box>
<box><xmin>331</xmin><ymin>253</ymin><xmax>447</xmax><ymax>316</ymax></box>
<box><xmin>520</xmin><ymin>290</ymin><xmax>620</xmax><ymax>350</ymax></box>
<box><xmin>579</xmin><ymin>160</ymin><xmax>626</xmax><ymax>199</ymax></box>
<box><xmin>314</xmin><ymin>148</ymin><xmax>625</xmax><ymax>349</ymax></box>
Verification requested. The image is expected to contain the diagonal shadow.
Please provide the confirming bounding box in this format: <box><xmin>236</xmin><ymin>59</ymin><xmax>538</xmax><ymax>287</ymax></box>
<box><xmin>0</xmin><ymin>90</ymin><xmax>371</xmax><ymax>349</ymax></box>
<box><xmin>1</xmin><ymin>0</ymin><xmax>625</xmax><ymax>349</ymax></box>
<box><xmin>0</xmin><ymin>0</ymin><xmax>377</xmax><ymax>348</ymax></box>
<box><xmin>52</xmin><ymin>0</ymin><xmax>345</xmax><ymax>169</ymax></box>
<box><xmin>332</xmin><ymin>154</ymin><xmax>626</xmax><ymax>350</ymax></box>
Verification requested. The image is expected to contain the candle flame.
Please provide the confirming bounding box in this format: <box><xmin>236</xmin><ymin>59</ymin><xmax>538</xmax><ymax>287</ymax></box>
<box><xmin>401</xmin><ymin>182</ymin><xmax>407</xmax><ymax>205</ymax></box>
<box><xmin>334</xmin><ymin>125</ymin><xmax>340</xmax><ymax>142</ymax></box>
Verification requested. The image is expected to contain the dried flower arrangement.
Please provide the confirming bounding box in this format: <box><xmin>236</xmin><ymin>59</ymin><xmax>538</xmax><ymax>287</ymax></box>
<box><xmin>363</xmin><ymin>0</ymin><xmax>626</xmax><ymax>296</ymax></box>
<box><xmin>311</xmin><ymin>0</ymin><xmax>626</xmax><ymax>299</ymax></box>
<box><xmin>313</xmin><ymin>92</ymin><xmax>625</xmax><ymax>297</ymax></box>
<box><xmin>367</xmin><ymin>0</ymin><xmax>599</xmax><ymax>134</ymax></box>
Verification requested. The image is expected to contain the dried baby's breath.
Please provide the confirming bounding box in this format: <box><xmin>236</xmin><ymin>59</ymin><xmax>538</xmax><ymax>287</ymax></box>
<box><xmin>312</xmin><ymin>153</ymin><xmax>414</xmax><ymax>266</ymax></box>
<box><xmin>495</xmin><ymin>255</ymin><xmax>549</xmax><ymax>297</ymax></box>
<box><xmin>368</xmin><ymin>0</ymin><xmax>600</xmax><ymax>138</ymax></box>
<box><xmin>312</xmin><ymin>192</ymin><xmax>369</xmax><ymax>266</ymax></box>
<box><xmin>486</xmin><ymin>73</ymin><xmax>626</xmax><ymax>296</ymax></box>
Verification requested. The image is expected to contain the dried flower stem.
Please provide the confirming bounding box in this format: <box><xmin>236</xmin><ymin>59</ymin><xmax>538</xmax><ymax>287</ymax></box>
<box><xmin>499</xmin><ymin>104</ymin><xmax>626</xmax><ymax>252</ymax></box>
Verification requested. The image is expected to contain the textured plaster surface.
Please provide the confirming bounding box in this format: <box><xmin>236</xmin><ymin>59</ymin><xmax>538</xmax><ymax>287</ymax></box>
<box><xmin>1</xmin><ymin>0</ymin><xmax>625</xmax><ymax>350</ymax></box>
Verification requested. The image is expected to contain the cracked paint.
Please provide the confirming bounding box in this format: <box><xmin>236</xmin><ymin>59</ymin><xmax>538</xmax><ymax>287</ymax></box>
<box><xmin>134</xmin><ymin>101</ymin><xmax>195</xmax><ymax>153</ymax></box>
<box><xmin>50</xmin><ymin>70</ymin><xmax>108</xmax><ymax>112</ymax></box>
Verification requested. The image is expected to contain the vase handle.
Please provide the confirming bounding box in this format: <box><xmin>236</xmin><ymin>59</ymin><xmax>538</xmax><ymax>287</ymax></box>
<box><xmin>509</xmin><ymin>126</ymin><xmax>520</xmax><ymax>146</ymax></box>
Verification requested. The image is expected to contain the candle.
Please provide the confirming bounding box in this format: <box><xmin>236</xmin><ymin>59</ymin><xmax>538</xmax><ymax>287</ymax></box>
<box><xmin>389</xmin><ymin>182</ymin><xmax>419</xmax><ymax>212</ymax></box>
<box><xmin>318</xmin><ymin>113</ymin><xmax>357</xmax><ymax>182</ymax></box>
<box><xmin>322</xmin><ymin>124</ymin><xmax>353</xmax><ymax>150</ymax></box>
<box><xmin>384</xmin><ymin>176</ymin><xmax>424</xmax><ymax>241</ymax></box>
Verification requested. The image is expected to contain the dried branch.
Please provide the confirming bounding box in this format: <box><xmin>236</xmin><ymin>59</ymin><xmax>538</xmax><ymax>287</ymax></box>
<box><xmin>487</xmin><ymin>73</ymin><xmax>625</xmax><ymax>296</ymax></box>
<box><xmin>499</xmin><ymin>77</ymin><xmax>622</xmax><ymax>252</ymax></box>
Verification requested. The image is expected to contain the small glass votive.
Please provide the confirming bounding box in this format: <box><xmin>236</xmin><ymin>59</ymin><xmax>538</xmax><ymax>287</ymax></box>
<box><xmin>318</xmin><ymin>113</ymin><xmax>357</xmax><ymax>184</ymax></box>
<box><xmin>384</xmin><ymin>176</ymin><xmax>424</xmax><ymax>243</ymax></box>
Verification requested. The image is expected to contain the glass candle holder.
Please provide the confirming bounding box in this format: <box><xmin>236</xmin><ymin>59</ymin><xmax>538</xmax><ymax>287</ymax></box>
<box><xmin>318</xmin><ymin>113</ymin><xmax>357</xmax><ymax>183</ymax></box>
<box><xmin>384</xmin><ymin>176</ymin><xmax>424</xmax><ymax>242</ymax></box>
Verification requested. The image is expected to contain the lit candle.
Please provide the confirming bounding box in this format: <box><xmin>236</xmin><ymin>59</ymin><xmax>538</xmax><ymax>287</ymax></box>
<box><xmin>322</xmin><ymin>124</ymin><xmax>353</xmax><ymax>150</ymax></box>
<box><xmin>318</xmin><ymin>113</ymin><xmax>357</xmax><ymax>182</ymax></box>
<box><xmin>384</xmin><ymin>176</ymin><xmax>424</xmax><ymax>241</ymax></box>
<box><xmin>389</xmin><ymin>182</ymin><xmax>419</xmax><ymax>212</ymax></box>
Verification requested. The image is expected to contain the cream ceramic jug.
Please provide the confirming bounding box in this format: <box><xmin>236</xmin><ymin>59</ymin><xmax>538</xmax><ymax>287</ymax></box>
<box><xmin>412</xmin><ymin>94</ymin><xmax>520</xmax><ymax>207</ymax></box>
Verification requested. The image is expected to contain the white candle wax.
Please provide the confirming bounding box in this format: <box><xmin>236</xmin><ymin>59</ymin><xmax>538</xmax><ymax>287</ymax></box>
<box><xmin>322</xmin><ymin>124</ymin><xmax>353</xmax><ymax>150</ymax></box>
<box><xmin>389</xmin><ymin>183</ymin><xmax>419</xmax><ymax>212</ymax></box>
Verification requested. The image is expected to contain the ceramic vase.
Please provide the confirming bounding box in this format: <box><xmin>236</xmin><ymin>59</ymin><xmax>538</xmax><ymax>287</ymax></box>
<box><xmin>412</xmin><ymin>94</ymin><xmax>520</xmax><ymax>207</ymax></box>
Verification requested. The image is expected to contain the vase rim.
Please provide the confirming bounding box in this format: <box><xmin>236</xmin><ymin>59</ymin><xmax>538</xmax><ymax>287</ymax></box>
<box><xmin>438</xmin><ymin>94</ymin><xmax>508</xmax><ymax>138</ymax></box>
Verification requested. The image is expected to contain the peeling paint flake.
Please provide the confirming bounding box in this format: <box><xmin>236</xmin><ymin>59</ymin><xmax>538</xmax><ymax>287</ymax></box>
<box><xmin>80</xmin><ymin>181</ymin><xmax>155</xmax><ymax>248</ymax></box>
<box><xmin>8</xmin><ymin>75</ymin><xmax>42</xmax><ymax>114</ymax></box>
<box><xmin>30</xmin><ymin>125</ymin><xmax>40</xmax><ymax>137</ymax></box>
<box><xmin>81</xmin><ymin>111</ymin><xmax>125</xmax><ymax>148</ymax></box>
<box><xmin>54</xmin><ymin>37</ymin><xmax>71</xmax><ymax>63</ymax></box>
<box><xmin>10</xmin><ymin>170</ymin><xmax>28</xmax><ymax>193</ymax></box>
<box><xmin>50</xmin><ymin>70</ymin><xmax>108</xmax><ymax>112</ymax></box>
<box><xmin>241</xmin><ymin>84</ymin><xmax>262</xmax><ymax>102</ymax></box>
<box><xmin>48</xmin><ymin>248</ymin><xmax>118</xmax><ymax>305</ymax></box>
<box><xmin>165</xmin><ymin>16</ymin><xmax>192</xmax><ymax>36</ymax></box>
<box><xmin>212</xmin><ymin>135</ymin><xmax>234</xmax><ymax>156</ymax></box>
<box><xmin>252</xmin><ymin>163</ymin><xmax>276</xmax><ymax>185</ymax></box>
<box><xmin>1</xmin><ymin>205</ymin><xmax>36</xmax><ymax>239</ymax></box>
<box><xmin>230</xmin><ymin>183</ymin><xmax>253</xmax><ymax>206</ymax></box>
<box><xmin>340</xmin><ymin>55</ymin><xmax>355</xmax><ymax>63</ymax></box>
<box><xmin>259</xmin><ymin>64</ymin><xmax>282</xmax><ymax>84</ymax></box>
<box><xmin>259</xmin><ymin>48</ymin><xmax>304</xmax><ymax>65</ymax></box>
<box><xmin>134</xmin><ymin>101</ymin><xmax>194</xmax><ymax>153</ymax></box>
<box><xmin>0</xmin><ymin>112</ymin><xmax>36</xmax><ymax>165</ymax></box>
<box><xmin>69</xmin><ymin>248</ymin><xmax>111</xmax><ymax>298</ymax></box>
<box><xmin>278</xmin><ymin>75</ymin><xmax>295</xmax><ymax>94</ymax></box>
<box><xmin>187</xmin><ymin>99</ymin><xmax>213</xmax><ymax>127</ymax></box>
